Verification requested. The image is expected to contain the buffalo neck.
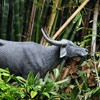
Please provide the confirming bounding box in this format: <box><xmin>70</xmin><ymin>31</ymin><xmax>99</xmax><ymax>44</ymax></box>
<box><xmin>40</xmin><ymin>45</ymin><xmax>62</xmax><ymax>77</ymax></box>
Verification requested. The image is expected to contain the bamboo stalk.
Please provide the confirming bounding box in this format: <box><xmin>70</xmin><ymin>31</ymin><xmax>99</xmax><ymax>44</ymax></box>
<box><xmin>40</xmin><ymin>0</ymin><xmax>48</xmax><ymax>28</ymax></box>
<box><xmin>52</xmin><ymin>0</ymin><xmax>90</xmax><ymax>40</ymax></box>
<box><xmin>51</xmin><ymin>0</ymin><xmax>63</xmax><ymax>37</ymax></box>
<box><xmin>21</xmin><ymin>0</ymin><xmax>28</xmax><ymax>41</ymax></box>
<box><xmin>36</xmin><ymin>7</ymin><xmax>41</xmax><ymax>43</ymax></box>
<box><xmin>10</xmin><ymin>0</ymin><xmax>15</xmax><ymax>41</ymax></box>
<box><xmin>7</xmin><ymin>0</ymin><xmax>14</xmax><ymax>40</ymax></box>
<box><xmin>20</xmin><ymin>0</ymin><xmax>24</xmax><ymax>35</ymax></box>
<box><xmin>45</xmin><ymin>0</ymin><xmax>62</xmax><ymax>46</ymax></box>
<box><xmin>27</xmin><ymin>1</ymin><xmax>36</xmax><ymax>41</ymax></box>
<box><xmin>91</xmin><ymin>0</ymin><xmax>99</xmax><ymax>56</ymax></box>
<box><xmin>36</xmin><ymin>0</ymin><xmax>45</xmax><ymax>43</ymax></box>
<box><xmin>70</xmin><ymin>14</ymin><xmax>82</xmax><ymax>41</ymax></box>
<box><xmin>1</xmin><ymin>0</ymin><xmax>9</xmax><ymax>40</ymax></box>
<box><xmin>62</xmin><ymin>22</ymin><xmax>73</xmax><ymax>39</ymax></box>
<box><xmin>91</xmin><ymin>0</ymin><xmax>100</xmax><ymax>87</ymax></box>
<box><xmin>62</xmin><ymin>13</ymin><xmax>81</xmax><ymax>40</ymax></box>
<box><xmin>47</xmin><ymin>0</ymin><xmax>59</xmax><ymax>35</ymax></box>
<box><xmin>32</xmin><ymin>0</ymin><xmax>46</xmax><ymax>43</ymax></box>
<box><xmin>23</xmin><ymin>0</ymin><xmax>31</xmax><ymax>41</ymax></box>
<box><xmin>14</xmin><ymin>0</ymin><xmax>21</xmax><ymax>41</ymax></box>
<box><xmin>40</xmin><ymin>0</ymin><xmax>51</xmax><ymax>44</ymax></box>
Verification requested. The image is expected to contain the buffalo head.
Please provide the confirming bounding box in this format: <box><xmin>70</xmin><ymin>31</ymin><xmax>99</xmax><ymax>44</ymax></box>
<box><xmin>41</xmin><ymin>28</ymin><xmax>88</xmax><ymax>58</ymax></box>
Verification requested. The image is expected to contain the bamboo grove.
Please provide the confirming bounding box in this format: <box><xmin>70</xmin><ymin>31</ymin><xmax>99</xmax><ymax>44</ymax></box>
<box><xmin>0</xmin><ymin>0</ymin><xmax>98</xmax><ymax>45</ymax></box>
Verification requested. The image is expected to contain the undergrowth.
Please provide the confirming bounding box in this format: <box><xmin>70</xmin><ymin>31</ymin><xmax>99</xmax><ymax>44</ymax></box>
<box><xmin>0</xmin><ymin>53</ymin><xmax>100</xmax><ymax>100</ymax></box>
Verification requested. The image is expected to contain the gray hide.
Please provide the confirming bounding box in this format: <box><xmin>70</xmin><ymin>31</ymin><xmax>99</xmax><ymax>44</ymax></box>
<box><xmin>0</xmin><ymin>32</ymin><xmax>88</xmax><ymax>78</ymax></box>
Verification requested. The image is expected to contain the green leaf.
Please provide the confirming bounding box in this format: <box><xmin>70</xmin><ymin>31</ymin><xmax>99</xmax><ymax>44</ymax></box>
<box><xmin>85</xmin><ymin>87</ymin><xmax>100</xmax><ymax>99</ymax></box>
<box><xmin>73</xmin><ymin>13</ymin><xmax>81</xmax><ymax>23</ymax></box>
<box><xmin>0</xmin><ymin>68</ymin><xmax>10</xmax><ymax>74</ymax></box>
<box><xmin>34</xmin><ymin>73</ymin><xmax>41</xmax><ymax>85</ymax></box>
<box><xmin>76</xmin><ymin>27</ymin><xmax>92</xmax><ymax>32</ymax></box>
<box><xmin>27</xmin><ymin>72</ymin><xmax>34</xmax><ymax>85</ymax></box>
<box><xmin>53</xmin><ymin>69</ymin><xmax>60</xmax><ymax>81</ymax></box>
<box><xmin>16</xmin><ymin>76</ymin><xmax>27</xmax><ymax>83</ymax></box>
<box><xmin>55</xmin><ymin>77</ymin><xmax>71</xmax><ymax>85</ymax></box>
<box><xmin>3</xmin><ymin>95</ymin><xmax>15</xmax><ymax>100</ymax></box>
<box><xmin>70</xmin><ymin>86</ymin><xmax>80</xmax><ymax>100</ymax></box>
<box><xmin>42</xmin><ymin>92</ymin><xmax>50</xmax><ymax>98</ymax></box>
<box><xmin>44</xmin><ymin>72</ymin><xmax>53</xmax><ymax>83</ymax></box>
<box><xmin>50</xmin><ymin>91</ymin><xmax>57</xmax><ymax>95</ymax></box>
<box><xmin>44</xmin><ymin>83</ymin><xmax>54</xmax><ymax>92</ymax></box>
<box><xmin>31</xmin><ymin>91</ymin><xmax>37</xmax><ymax>98</ymax></box>
<box><xmin>51</xmin><ymin>4</ymin><xmax>56</xmax><ymax>9</ymax></box>
<box><xmin>82</xmin><ymin>82</ymin><xmax>89</xmax><ymax>91</ymax></box>
<box><xmin>70</xmin><ymin>85</ymin><xmax>75</xmax><ymax>89</ymax></box>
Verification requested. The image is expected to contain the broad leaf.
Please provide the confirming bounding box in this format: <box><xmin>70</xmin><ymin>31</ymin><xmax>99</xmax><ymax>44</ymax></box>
<box><xmin>27</xmin><ymin>72</ymin><xmax>34</xmax><ymax>85</ymax></box>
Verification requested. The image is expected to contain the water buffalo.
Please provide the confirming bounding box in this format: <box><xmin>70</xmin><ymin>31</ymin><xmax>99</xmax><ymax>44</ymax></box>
<box><xmin>0</xmin><ymin>29</ymin><xmax>88</xmax><ymax>78</ymax></box>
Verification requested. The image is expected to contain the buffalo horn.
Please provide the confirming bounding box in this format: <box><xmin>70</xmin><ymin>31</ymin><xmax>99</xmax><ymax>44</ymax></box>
<box><xmin>41</xmin><ymin>28</ymin><xmax>67</xmax><ymax>46</ymax></box>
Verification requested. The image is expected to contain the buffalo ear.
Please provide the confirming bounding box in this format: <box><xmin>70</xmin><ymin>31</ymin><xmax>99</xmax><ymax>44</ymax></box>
<box><xmin>60</xmin><ymin>46</ymin><xmax>67</xmax><ymax>58</ymax></box>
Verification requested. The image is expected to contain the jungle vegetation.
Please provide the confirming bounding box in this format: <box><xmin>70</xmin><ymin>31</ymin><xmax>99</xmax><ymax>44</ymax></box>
<box><xmin>0</xmin><ymin>0</ymin><xmax>100</xmax><ymax>100</ymax></box>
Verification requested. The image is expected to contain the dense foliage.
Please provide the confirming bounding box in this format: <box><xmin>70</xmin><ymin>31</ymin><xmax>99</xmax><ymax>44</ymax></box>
<box><xmin>0</xmin><ymin>0</ymin><xmax>100</xmax><ymax>100</ymax></box>
<box><xmin>0</xmin><ymin>55</ymin><xmax>100</xmax><ymax>100</ymax></box>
